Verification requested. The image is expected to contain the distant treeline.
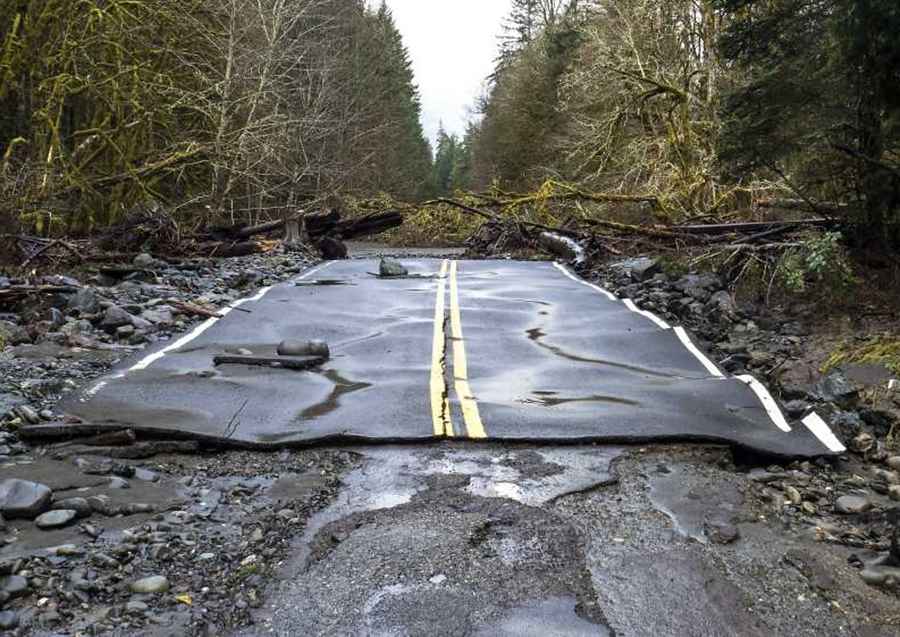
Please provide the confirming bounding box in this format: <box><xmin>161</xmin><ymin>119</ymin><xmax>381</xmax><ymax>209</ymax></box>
<box><xmin>0</xmin><ymin>0</ymin><xmax>432</xmax><ymax>230</ymax></box>
<box><xmin>445</xmin><ymin>0</ymin><xmax>900</xmax><ymax>243</ymax></box>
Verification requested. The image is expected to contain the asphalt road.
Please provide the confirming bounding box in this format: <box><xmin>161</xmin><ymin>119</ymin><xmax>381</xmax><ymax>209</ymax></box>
<box><xmin>59</xmin><ymin>258</ymin><xmax>842</xmax><ymax>458</ymax></box>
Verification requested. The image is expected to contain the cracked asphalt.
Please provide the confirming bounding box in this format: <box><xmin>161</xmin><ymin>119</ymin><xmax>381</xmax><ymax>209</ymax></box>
<box><xmin>42</xmin><ymin>249</ymin><xmax>876</xmax><ymax>635</ymax></box>
<box><xmin>232</xmin><ymin>443</ymin><xmax>900</xmax><ymax>636</ymax></box>
<box><xmin>62</xmin><ymin>258</ymin><xmax>838</xmax><ymax>457</ymax></box>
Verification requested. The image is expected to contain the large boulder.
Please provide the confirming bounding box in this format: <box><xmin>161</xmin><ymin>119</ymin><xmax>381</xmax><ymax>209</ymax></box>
<box><xmin>0</xmin><ymin>479</ymin><xmax>52</xmax><ymax>519</ymax></box>
<box><xmin>67</xmin><ymin>288</ymin><xmax>101</xmax><ymax>315</ymax></box>
<box><xmin>379</xmin><ymin>258</ymin><xmax>408</xmax><ymax>277</ymax></box>
<box><xmin>611</xmin><ymin>257</ymin><xmax>660</xmax><ymax>282</ymax></box>
<box><xmin>817</xmin><ymin>368</ymin><xmax>859</xmax><ymax>407</ymax></box>
<box><xmin>0</xmin><ymin>393</ymin><xmax>26</xmax><ymax>420</ymax></box>
<box><xmin>673</xmin><ymin>273</ymin><xmax>722</xmax><ymax>302</ymax></box>
<box><xmin>0</xmin><ymin>321</ymin><xmax>31</xmax><ymax>347</ymax></box>
<box><xmin>100</xmin><ymin>305</ymin><xmax>134</xmax><ymax>330</ymax></box>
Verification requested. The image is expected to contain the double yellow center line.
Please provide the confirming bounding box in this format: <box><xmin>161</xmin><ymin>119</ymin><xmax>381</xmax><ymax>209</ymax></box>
<box><xmin>431</xmin><ymin>260</ymin><xmax>486</xmax><ymax>439</ymax></box>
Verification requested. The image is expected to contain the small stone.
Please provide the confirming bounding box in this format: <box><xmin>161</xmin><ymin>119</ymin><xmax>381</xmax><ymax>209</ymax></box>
<box><xmin>126</xmin><ymin>600</ymin><xmax>149</xmax><ymax>613</ymax></box>
<box><xmin>0</xmin><ymin>479</ymin><xmax>52</xmax><ymax>519</ymax></box>
<box><xmin>705</xmin><ymin>521</ymin><xmax>740</xmax><ymax>544</ymax></box>
<box><xmin>890</xmin><ymin>486</ymin><xmax>900</xmax><ymax>502</ymax></box>
<box><xmin>886</xmin><ymin>456</ymin><xmax>900</xmax><ymax>471</ymax></box>
<box><xmin>107</xmin><ymin>476</ymin><xmax>130</xmax><ymax>489</ymax></box>
<box><xmin>0</xmin><ymin>610</ymin><xmax>18</xmax><ymax>629</ymax></box>
<box><xmin>129</xmin><ymin>575</ymin><xmax>170</xmax><ymax>594</ymax></box>
<box><xmin>851</xmin><ymin>432</ymin><xmax>876</xmax><ymax>453</ymax></box>
<box><xmin>50</xmin><ymin>544</ymin><xmax>84</xmax><ymax>557</ymax></box>
<box><xmin>835</xmin><ymin>494</ymin><xmax>872</xmax><ymax>514</ymax></box>
<box><xmin>429</xmin><ymin>574</ymin><xmax>447</xmax><ymax>585</ymax></box>
<box><xmin>116</xmin><ymin>324</ymin><xmax>135</xmax><ymax>338</ymax></box>
<box><xmin>87</xmin><ymin>494</ymin><xmax>114</xmax><ymax>515</ymax></box>
<box><xmin>133</xmin><ymin>253</ymin><xmax>157</xmax><ymax>268</ymax></box>
<box><xmin>784</xmin><ymin>486</ymin><xmax>803</xmax><ymax>505</ymax></box>
<box><xmin>276</xmin><ymin>339</ymin><xmax>329</xmax><ymax>358</ymax></box>
<box><xmin>249</xmin><ymin>528</ymin><xmax>264</xmax><ymax>543</ymax></box>
<box><xmin>861</xmin><ymin>566</ymin><xmax>900</xmax><ymax>588</ymax></box>
<box><xmin>379</xmin><ymin>258</ymin><xmax>408</xmax><ymax>277</ymax></box>
<box><xmin>123</xmin><ymin>503</ymin><xmax>154</xmax><ymax>514</ymax></box>
<box><xmin>35</xmin><ymin>509</ymin><xmax>77</xmax><ymax>529</ymax></box>
<box><xmin>0</xmin><ymin>575</ymin><xmax>29</xmax><ymax>598</ymax></box>
<box><xmin>15</xmin><ymin>405</ymin><xmax>40</xmax><ymax>424</ymax></box>
<box><xmin>801</xmin><ymin>501</ymin><xmax>817</xmax><ymax>515</ymax></box>
<box><xmin>873</xmin><ymin>468</ymin><xmax>900</xmax><ymax>485</ymax></box>
<box><xmin>53</xmin><ymin>497</ymin><xmax>92</xmax><ymax>518</ymax></box>
<box><xmin>133</xmin><ymin>468</ymin><xmax>159</xmax><ymax>482</ymax></box>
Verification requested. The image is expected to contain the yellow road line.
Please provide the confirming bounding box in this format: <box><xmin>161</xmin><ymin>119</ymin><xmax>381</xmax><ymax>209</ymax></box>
<box><xmin>449</xmin><ymin>261</ymin><xmax>487</xmax><ymax>439</ymax></box>
<box><xmin>431</xmin><ymin>260</ymin><xmax>452</xmax><ymax>437</ymax></box>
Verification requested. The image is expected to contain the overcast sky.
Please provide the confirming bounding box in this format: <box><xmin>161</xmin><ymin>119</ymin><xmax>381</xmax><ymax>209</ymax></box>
<box><xmin>380</xmin><ymin>0</ymin><xmax>512</xmax><ymax>144</ymax></box>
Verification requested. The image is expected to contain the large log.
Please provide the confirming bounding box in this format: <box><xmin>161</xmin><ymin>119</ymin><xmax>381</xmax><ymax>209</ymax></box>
<box><xmin>211</xmin><ymin>210</ymin><xmax>341</xmax><ymax>241</ymax></box>
<box><xmin>333</xmin><ymin>210</ymin><xmax>403</xmax><ymax>239</ymax></box>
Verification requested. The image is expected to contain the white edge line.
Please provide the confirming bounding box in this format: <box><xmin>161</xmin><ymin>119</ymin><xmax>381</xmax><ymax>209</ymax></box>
<box><xmin>552</xmin><ymin>262</ymin><xmax>617</xmax><ymax>301</ymax></box>
<box><xmin>82</xmin><ymin>261</ymin><xmax>332</xmax><ymax>397</ymax></box>
<box><xmin>673</xmin><ymin>327</ymin><xmax>724</xmax><ymax>378</ymax></box>
<box><xmin>802</xmin><ymin>412</ymin><xmax>847</xmax><ymax>453</ymax></box>
<box><xmin>622</xmin><ymin>299</ymin><xmax>671</xmax><ymax>330</ymax></box>
<box><xmin>550</xmin><ymin>259</ymin><xmax>843</xmax><ymax>444</ymax></box>
<box><xmin>736</xmin><ymin>374</ymin><xmax>791</xmax><ymax>432</ymax></box>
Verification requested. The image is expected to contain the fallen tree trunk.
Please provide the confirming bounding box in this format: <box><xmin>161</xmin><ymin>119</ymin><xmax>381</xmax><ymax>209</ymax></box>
<box><xmin>756</xmin><ymin>199</ymin><xmax>850</xmax><ymax>215</ymax></box>
<box><xmin>538</xmin><ymin>232</ymin><xmax>585</xmax><ymax>262</ymax></box>
<box><xmin>674</xmin><ymin>219</ymin><xmax>834</xmax><ymax>234</ymax></box>
<box><xmin>198</xmin><ymin>240</ymin><xmax>277</xmax><ymax>258</ymax></box>
<box><xmin>333</xmin><ymin>210</ymin><xmax>404</xmax><ymax>239</ymax></box>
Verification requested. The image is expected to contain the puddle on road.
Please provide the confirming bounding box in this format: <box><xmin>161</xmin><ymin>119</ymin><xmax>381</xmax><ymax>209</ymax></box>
<box><xmin>648</xmin><ymin>463</ymin><xmax>743</xmax><ymax>543</ymax></box>
<box><xmin>297</xmin><ymin>369</ymin><xmax>372</xmax><ymax>420</ymax></box>
<box><xmin>295</xmin><ymin>279</ymin><xmax>355</xmax><ymax>287</ymax></box>
<box><xmin>286</xmin><ymin>445</ymin><xmax>624</xmax><ymax>573</ymax></box>
<box><xmin>473</xmin><ymin>597</ymin><xmax>611</xmax><ymax>637</ymax></box>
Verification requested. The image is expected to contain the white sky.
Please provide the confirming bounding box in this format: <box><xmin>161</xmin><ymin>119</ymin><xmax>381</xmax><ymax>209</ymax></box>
<box><xmin>380</xmin><ymin>0</ymin><xmax>512</xmax><ymax>144</ymax></box>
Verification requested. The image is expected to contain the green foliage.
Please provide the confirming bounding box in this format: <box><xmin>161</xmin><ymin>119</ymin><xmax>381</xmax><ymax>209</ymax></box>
<box><xmin>0</xmin><ymin>0</ymin><xmax>433</xmax><ymax>231</ymax></box>
<box><xmin>430</xmin><ymin>125</ymin><xmax>474</xmax><ymax>196</ymax></box>
<box><xmin>469</xmin><ymin>3</ymin><xmax>583</xmax><ymax>191</ymax></box>
<box><xmin>822</xmin><ymin>338</ymin><xmax>900</xmax><ymax>376</ymax></box>
<box><xmin>776</xmin><ymin>232</ymin><xmax>856</xmax><ymax>294</ymax></box>
<box><xmin>716</xmin><ymin>0</ymin><xmax>900</xmax><ymax>241</ymax></box>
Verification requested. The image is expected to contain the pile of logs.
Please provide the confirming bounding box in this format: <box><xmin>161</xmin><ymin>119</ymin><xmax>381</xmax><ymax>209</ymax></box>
<box><xmin>201</xmin><ymin>208</ymin><xmax>404</xmax><ymax>258</ymax></box>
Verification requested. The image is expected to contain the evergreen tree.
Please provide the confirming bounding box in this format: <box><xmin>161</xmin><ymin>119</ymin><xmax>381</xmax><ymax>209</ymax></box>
<box><xmin>716</xmin><ymin>0</ymin><xmax>900</xmax><ymax>241</ymax></box>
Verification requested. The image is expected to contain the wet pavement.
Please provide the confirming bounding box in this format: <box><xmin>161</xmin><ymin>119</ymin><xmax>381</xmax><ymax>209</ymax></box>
<box><xmin>54</xmin><ymin>259</ymin><xmax>840</xmax><ymax>458</ymax></box>
<box><xmin>234</xmin><ymin>443</ymin><xmax>900</xmax><ymax>637</ymax></box>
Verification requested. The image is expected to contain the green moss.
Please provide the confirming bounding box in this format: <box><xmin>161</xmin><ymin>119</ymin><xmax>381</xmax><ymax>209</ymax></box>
<box><xmin>822</xmin><ymin>337</ymin><xmax>900</xmax><ymax>375</ymax></box>
<box><xmin>657</xmin><ymin>255</ymin><xmax>690</xmax><ymax>278</ymax></box>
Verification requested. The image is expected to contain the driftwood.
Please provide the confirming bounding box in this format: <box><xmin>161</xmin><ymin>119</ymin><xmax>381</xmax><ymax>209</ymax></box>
<box><xmin>756</xmin><ymin>198</ymin><xmax>849</xmax><ymax>215</ymax></box>
<box><xmin>675</xmin><ymin>219</ymin><xmax>833</xmax><ymax>234</ymax></box>
<box><xmin>170</xmin><ymin>299</ymin><xmax>223</xmax><ymax>319</ymax></box>
<box><xmin>538</xmin><ymin>232</ymin><xmax>584</xmax><ymax>262</ymax></box>
<box><xmin>0</xmin><ymin>285</ymin><xmax>79</xmax><ymax>306</ymax></box>
<box><xmin>49</xmin><ymin>440</ymin><xmax>200</xmax><ymax>459</ymax></box>
<box><xmin>199</xmin><ymin>239</ymin><xmax>277</xmax><ymax>258</ymax></box>
<box><xmin>213</xmin><ymin>354</ymin><xmax>326</xmax><ymax>370</ymax></box>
